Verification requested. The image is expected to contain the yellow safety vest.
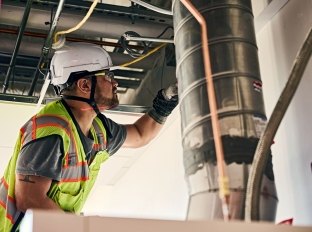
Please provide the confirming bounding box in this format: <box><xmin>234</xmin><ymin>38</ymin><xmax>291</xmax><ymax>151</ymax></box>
<box><xmin>0</xmin><ymin>100</ymin><xmax>109</xmax><ymax>232</ymax></box>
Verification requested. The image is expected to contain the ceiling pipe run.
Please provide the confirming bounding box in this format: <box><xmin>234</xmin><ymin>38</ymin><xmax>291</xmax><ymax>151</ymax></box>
<box><xmin>0</xmin><ymin>3</ymin><xmax>173</xmax><ymax>40</ymax></box>
<box><xmin>0</xmin><ymin>36</ymin><xmax>157</xmax><ymax>70</ymax></box>
<box><xmin>0</xmin><ymin>28</ymin><xmax>146</xmax><ymax>50</ymax></box>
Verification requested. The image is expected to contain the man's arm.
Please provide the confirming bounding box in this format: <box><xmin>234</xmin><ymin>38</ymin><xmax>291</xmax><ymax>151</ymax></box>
<box><xmin>123</xmin><ymin>114</ymin><xmax>163</xmax><ymax>148</ymax></box>
<box><xmin>123</xmin><ymin>83</ymin><xmax>178</xmax><ymax>148</ymax></box>
<box><xmin>14</xmin><ymin>135</ymin><xmax>64</xmax><ymax>212</ymax></box>
<box><xmin>15</xmin><ymin>174</ymin><xmax>62</xmax><ymax>212</ymax></box>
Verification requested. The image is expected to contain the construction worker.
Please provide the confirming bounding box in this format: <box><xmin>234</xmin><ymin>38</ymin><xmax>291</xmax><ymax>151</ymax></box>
<box><xmin>0</xmin><ymin>42</ymin><xmax>178</xmax><ymax>232</ymax></box>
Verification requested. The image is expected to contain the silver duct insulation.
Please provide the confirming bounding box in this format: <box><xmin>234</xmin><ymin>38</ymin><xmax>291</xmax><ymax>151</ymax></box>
<box><xmin>173</xmin><ymin>0</ymin><xmax>277</xmax><ymax>220</ymax></box>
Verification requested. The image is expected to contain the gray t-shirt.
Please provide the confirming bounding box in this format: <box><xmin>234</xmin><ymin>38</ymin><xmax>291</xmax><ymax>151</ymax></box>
<box><xmin>16</xmin><ymin>115</ymin><xmax>127</xmax><ymax>181</ymax></box>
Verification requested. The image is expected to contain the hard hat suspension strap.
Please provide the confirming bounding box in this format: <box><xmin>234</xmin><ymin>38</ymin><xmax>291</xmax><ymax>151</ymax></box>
<box><xmin>62</xmin><ymin>75</ymin><xmax>101</xmax><ymax>115</ymax></box>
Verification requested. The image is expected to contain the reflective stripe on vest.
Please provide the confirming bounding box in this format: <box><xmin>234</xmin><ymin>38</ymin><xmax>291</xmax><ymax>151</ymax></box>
<box><xmin>61</xmin><ymin>162</ymin><xmax>89</xmax><ymax>182</ymax></box>
<box><xmin>92</xmin><ymin>118</ymin><xmax>107</xmax><ymax>151</ymax></box>
<box><xmin>19</xmin><ymin>114</ymin><xmax>107</xmax><ymax>183</ymax></box>
<box><xmin>0</xmin><ymin>178</ymin><xmax>20</xmax><ymax>224</ymax></box>
<box><xmin>20</xmin><ymin>114</ymin><xmax>90</xmax><ymax>182</ymax></box>
<box><xmin>21</xmin><ymin>114</ymin><xmax>78</xmax><ymax>166</ymax></box>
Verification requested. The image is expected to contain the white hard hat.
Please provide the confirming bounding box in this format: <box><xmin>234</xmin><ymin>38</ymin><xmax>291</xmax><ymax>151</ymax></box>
<box><xmin>50</xmin><ymin>42</ymin><xmax>113</xmax><ymax>86</ymax></box>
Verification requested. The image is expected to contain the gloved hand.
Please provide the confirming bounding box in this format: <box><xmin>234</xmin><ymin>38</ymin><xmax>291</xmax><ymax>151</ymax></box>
<box><xmin>163</xmin><ymin>82</ymin><xmax>178</xmax><ymax>101</ymax></box>
<box><xmin>148</xmin><ymin>83</ymin><xmax>179</xmax><ymax>124</ymax></box>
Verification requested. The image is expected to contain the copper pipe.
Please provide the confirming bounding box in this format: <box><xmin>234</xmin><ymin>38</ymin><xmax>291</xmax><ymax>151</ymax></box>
<box><xmin>0</xmin><ymin>28</ymin><xmax>145</xmax><ymax>50</ymax></box>
<box><xmin>180</xmin><ymin>0</ymin><xmax>230</xmax><ymax>220</ymax></box>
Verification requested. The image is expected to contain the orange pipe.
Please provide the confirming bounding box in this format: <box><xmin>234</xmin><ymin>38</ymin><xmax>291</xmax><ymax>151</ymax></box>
<box><xmin>180</xmin><ymin>0</ymin><xmax>230</xmax><ymax>220</ymax></box>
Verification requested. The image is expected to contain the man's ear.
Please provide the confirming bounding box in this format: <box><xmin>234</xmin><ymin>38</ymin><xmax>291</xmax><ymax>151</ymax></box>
<box><xmin>76</xmin><ymin>78</ymin><xmax>91</xmax><ymax>94</ymax></box>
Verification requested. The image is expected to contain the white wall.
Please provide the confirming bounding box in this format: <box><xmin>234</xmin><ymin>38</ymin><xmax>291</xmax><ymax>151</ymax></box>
<box><xmin>0</xmin><ymin>101</ymin><xmax>40</xmax><ymax>172</ymax></box>
<box><xmin>82</xmin><ymin>108</ymin><xmax>189</xmax><ymax>220</ymax></box>
<box><xmin>255</xmin><ymin>0</ymin><xmax>312</xmax><ymax>226</ymax></box>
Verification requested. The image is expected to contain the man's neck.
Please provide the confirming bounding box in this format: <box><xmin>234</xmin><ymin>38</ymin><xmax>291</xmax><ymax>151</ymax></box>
<box><xmin>64</xmin><ymin>99</ymin><xmax>97</xmax><ymax>136</ymax></box>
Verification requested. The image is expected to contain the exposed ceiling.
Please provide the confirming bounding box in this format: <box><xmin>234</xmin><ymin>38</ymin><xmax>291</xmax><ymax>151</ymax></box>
<box><xmin>0</xmin><ymin>0</ymin><xmax>176</xmax><ymax>112</ymax></box>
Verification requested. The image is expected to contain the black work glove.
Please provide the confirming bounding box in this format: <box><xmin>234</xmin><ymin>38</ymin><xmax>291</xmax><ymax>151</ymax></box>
<box><xmin>148</xmin><ymin>83</ymin><xmax>179</xmax><ymax>124</ymax></box>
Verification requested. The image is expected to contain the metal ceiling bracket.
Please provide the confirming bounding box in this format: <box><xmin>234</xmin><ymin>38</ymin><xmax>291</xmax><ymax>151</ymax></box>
<box><xmin>124</xmin><ymin>34</ymin><xmax>174</xmax><ymax>43</ymax></box>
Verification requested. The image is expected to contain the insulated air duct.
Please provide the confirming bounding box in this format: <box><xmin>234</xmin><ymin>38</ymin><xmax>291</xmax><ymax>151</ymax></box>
<box><xmin>173</xmin><ymin>0</ymin><xmax>277</xmax><ymax>220</ymax></box>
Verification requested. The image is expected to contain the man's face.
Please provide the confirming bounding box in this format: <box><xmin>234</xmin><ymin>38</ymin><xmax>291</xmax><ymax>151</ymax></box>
<box><xmin>94</xmin><ymin>70</ymin><xmax>119</xmax><ymax>110</ymax></box>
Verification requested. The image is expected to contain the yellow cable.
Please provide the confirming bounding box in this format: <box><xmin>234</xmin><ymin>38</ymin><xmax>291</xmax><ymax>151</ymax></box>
<box><xmin>53</xmin><ymin>0</ymin><xmax>99</xmax><ymax>44</ymax></box>
<box><xmin>120</xmin><ymin>43</ymin><xmax>167</xmax><ymax>67</ymax></box>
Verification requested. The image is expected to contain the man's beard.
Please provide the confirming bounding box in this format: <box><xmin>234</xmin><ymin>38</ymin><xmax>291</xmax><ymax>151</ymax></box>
<box><xmin>96</xmin><ymin>94</ymin><xmax>119</xmax><ymax>110</ymax></box>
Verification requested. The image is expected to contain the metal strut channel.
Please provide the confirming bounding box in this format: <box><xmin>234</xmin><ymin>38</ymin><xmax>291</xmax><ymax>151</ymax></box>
<box><xmin>27</xmin><ymin>0</ymin><xmax>65</xmax><ymax>96</ymax></box>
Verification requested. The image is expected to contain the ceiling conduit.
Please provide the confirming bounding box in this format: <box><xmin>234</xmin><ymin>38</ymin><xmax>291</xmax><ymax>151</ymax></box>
<box><xmin>173</xmin><ymin>0</ymin><xmax>277</xmax><ymax>221</ymax></box>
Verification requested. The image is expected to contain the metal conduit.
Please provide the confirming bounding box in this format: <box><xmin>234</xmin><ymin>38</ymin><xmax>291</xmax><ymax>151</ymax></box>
<box><xmin>28</xmin><ymin>0</ymin><xmax>65</xmax><ymax>96</ymax></box>
<box><xmin>2</xmin><ymin>0</ymin><xmax>33</xmax><ymax>94</ymax></box>
<box><xmin>173</xmin><ymin>0</ymin><xmax>277</xmax><ymax>221</ymax></box>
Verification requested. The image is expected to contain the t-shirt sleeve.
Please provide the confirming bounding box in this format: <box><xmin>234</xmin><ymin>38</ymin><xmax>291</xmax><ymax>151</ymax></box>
<box><xmin>100</xmin><ymin>114</ymin><xmax>127</xmax><ymax>155</ymax></box>
<box><xmin>16</xmin><ymin>135</ymin><xmax>63</xmax><ymax>181</ymax></box>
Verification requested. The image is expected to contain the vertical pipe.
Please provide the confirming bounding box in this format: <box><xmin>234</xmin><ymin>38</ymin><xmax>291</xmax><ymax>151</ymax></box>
<box><xmin>27</xmin><ymin>0</ymin><xmax>65</xmax><ymax>96</ymax></box>
<box><xmin>180</xmin><ymin>0</ymin><xmax>230</xmax><ymax>220</ymax></box>
<box><xmin>2</xmin><ymin>0</ymin><xmax>33</xmax><ymax>94</ymax></box>
<box><xmin>173</xmin><ymin>0</ymin><xmax>277</xmax><ymax>221</ymax></box>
